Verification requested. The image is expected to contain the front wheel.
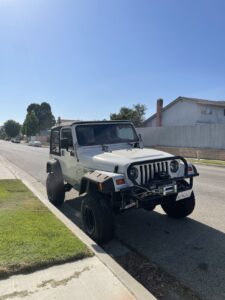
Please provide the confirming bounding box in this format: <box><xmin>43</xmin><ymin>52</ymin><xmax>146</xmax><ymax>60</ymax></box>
<box><xmin>161</xmin><ymin>192</ymin><xmax>195</xmax><ymax>219</ymax></box>
<box><xmin>81</xmin><ymin>193</ymin><xmax>114</xmax><ymax>244</ymax></box>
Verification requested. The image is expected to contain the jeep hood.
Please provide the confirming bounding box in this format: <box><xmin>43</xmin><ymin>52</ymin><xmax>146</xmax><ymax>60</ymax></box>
<box><xmin>80</xmin><ymin>147</ymin><xmax>173</xmax><ymax>173</ymax></box>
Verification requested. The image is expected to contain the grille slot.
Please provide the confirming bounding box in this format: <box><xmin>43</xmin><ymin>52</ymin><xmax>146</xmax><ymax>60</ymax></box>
<box><xmin>137</xmin><ymin>161</ymin><xmax>169</xmax><ymax>185</ymax></box>
<box><xmin>144</xmin><ymin>165</ymin><xmax>148</xmax><ymax>184</ymax></box>
<box><xmin>140</xmin><ymin>165</ymin><xmax>143</xmax><ymax>185</ymax></box>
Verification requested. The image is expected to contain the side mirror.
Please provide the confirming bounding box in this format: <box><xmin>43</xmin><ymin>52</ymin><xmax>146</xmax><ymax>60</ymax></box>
<box><xmin>60</xmin><ymin>138</ymin><xmax>69</xmax><ymax>150</ymax></box>
<box><xmin>138</xmin><ymin>133</ymin><xmax>143</xmax><ymax>149</ymax></box>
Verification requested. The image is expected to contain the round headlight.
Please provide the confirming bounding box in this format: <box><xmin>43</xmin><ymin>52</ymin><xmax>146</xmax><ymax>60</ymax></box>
<box><xmin>128</xmin><ymin>167</ymin><xmax>139</xmax><ymax>179</ymax></box>
<box><xmin>170</xmin><ymin>160</ymin><xmax>179</xmax><ymax>173</ymax></box>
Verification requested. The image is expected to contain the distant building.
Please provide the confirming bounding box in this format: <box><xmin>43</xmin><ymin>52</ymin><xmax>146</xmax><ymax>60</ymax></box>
<box><xmin>57</xmin><ymin>117</ymin><xmax>78</xmax><ymax>126</ymax></box>
<box><xmin>143</xmin><ymin>96</ymin><xmax>225</xmax><ymax>127</ymax></box>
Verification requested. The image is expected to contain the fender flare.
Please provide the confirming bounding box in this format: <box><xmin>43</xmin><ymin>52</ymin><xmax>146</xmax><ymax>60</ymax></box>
<box><xmin>79</xmin><ymin>171</ymin><xmax>117</xmax><ymax>195</ymax></box>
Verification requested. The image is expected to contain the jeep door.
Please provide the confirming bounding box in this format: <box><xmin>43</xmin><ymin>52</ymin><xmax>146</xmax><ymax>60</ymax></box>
<box><xmin>60</xmin><ymin>127</ymin><xmax>77</xmax><ymax>185</ymax></box>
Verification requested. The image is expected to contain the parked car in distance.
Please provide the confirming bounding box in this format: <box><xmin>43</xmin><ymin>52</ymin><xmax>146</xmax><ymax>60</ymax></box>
<box><xmin>11</xmin><ymin>137</ymin><xmax>20</xmax><ymax>143</ymax></box>
<box><xmin>28</xmin><ymin>140</ymin><xmax>42</xmax><ymax>147</ymax></box>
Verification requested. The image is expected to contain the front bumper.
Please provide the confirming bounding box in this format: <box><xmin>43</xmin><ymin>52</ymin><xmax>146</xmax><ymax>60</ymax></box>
<box><xmin>120</xmin><ymin>158</ymin><xmax>199</xmax><ymax>210</ymax></box>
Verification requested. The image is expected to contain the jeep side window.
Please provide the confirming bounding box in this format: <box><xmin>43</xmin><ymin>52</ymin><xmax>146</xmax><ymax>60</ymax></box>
<box><xmin>50</xmin><ymin>129</ymin><xmax>60</xmax><ymax>155</ymax></box>
<box><xmin>61</xmin><ymin>128</ymin><xmax>73</xmax><ymax>150</ymax></box>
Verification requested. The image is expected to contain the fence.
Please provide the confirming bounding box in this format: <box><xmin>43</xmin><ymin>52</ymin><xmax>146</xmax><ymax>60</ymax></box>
<box><xmin>137</xmin><ymin>124</ymin><xmax>225</xmax><ymax>149</ymax></box>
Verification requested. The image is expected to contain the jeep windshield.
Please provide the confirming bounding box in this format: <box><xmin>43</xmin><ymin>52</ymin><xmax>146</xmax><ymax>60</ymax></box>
<box><xmin>76</xmin><ymin>123</ymin><xmax>139</xmax><ymax>146</ymax></box>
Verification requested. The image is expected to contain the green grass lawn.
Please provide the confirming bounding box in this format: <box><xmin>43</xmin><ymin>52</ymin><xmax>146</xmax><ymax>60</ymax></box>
<box><xmin>0</xmin><ymin>179</ymin><xmax>91</xmax><ymax>278</ymax></box>
<box><xmin>188</xmin><ymin>158</ymin><xmax>225</xmax><ymax>166</ymax></box>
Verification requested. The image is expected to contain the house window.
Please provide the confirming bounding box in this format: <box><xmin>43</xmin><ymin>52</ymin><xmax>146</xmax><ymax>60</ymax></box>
<box><xmin>201</xmin><ymin>107</ymin><xmax>212</xmax><ymax>115</ymax></box>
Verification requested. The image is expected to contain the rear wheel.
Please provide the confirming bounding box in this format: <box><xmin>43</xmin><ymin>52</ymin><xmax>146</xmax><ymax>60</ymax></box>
<box><xmin>81</xmin><ymin>193</ymin><xmax>114</xmax><ymax>244</ymax></box>
<box><xmin>161</xmin><ymin>192</ymin><xmax>195</xmax><ymax>219</ymax></box>
<box><xmin>46</xmin><ymin>173</ymin><xmax>65</xmax><ymax>206</ymax></box>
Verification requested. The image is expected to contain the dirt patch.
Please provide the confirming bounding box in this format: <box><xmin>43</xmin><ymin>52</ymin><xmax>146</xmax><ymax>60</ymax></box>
<box><xmin>116</xmin><ymin>252</ymin><xmax>201</xmax><ymax>300</ymax></box>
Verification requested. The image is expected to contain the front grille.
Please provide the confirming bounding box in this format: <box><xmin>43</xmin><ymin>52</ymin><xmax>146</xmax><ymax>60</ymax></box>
<box><xmin>136</xmin><ymin>161</ymin><xmax>169</xmax><ymax>185</ymax></box>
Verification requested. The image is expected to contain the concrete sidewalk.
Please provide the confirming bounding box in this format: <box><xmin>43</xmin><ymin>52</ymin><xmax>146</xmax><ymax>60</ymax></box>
<box><xmin>0</xmin><ymin>156</ymin><xmax>16</xmax><ymax>179</ymax></box>
<box><xmin>0</xmin><ymin>155</ymin><xmax>155</xmax><ymax>300</ymax></box>
<box><xmin>0</xmin><ymin>257</ymin><xmax>136</xmax><ymax>300</ymax></box>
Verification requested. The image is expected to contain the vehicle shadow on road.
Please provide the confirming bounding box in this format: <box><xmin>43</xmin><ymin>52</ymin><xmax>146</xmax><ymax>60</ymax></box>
<box><xmin>114</xmin><ymin>209</ymin><xmax>225</xmax><ymax>300</ymax></box>
<box><xmin>59</xmin><ymin>193</ymin><xmax>225</xmax><ymax>300</ymax></box>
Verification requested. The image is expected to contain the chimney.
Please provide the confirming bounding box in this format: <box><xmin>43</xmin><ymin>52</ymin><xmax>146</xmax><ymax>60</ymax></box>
<box><xmin>156</xmin><ymin>98</ymin><xmax>163</xmax><ymax>127</ymax></box>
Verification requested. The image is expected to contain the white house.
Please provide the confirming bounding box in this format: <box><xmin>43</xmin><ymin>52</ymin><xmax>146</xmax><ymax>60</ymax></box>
<box><xmin>143</xmin><ymin>96</ymin><xmax>225</xmax><ymax>127</ymax></box>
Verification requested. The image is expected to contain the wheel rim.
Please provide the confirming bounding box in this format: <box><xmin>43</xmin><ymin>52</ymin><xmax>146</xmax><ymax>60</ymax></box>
<box><xmin>84</xmin><ymin>207</ymin><xmax>95</xmax><ymax>235</ymax></box>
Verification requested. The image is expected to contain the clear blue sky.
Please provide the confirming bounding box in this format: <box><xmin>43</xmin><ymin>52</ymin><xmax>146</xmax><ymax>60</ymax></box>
<box><xmin>1</xmin><ymin>0</ymin><xmax>225</xmax><ymax>125</ymax></box>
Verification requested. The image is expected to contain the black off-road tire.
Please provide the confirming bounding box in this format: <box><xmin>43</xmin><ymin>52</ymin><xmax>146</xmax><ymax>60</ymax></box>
<box><xmin>46</xmin><ymin>173</ymin><xmax>65</xmax><ymax>206</ymax></box>
<box><xmin>81</xmin><ymin>193</ymin><xmax>114</xmax><ymax>244</ymax></box>
<box><xmin>161</xmin><ymin>192</ymin><xmax>195</xmax><ymax>219</ymax></box>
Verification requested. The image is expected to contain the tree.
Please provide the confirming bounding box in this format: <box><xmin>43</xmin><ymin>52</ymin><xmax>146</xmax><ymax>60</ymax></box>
<box><xmin>38</xmin><ymin>102</ymin><xmax>56</xmax><ymax>130</ymax></box>
<box><xmin>0</xmin><ymin>127</ymin><xmax>6</xmax><ymax>140</ymax></box>
<box><xmin>27</xmin><ymin>103</ymin><xmax>40</xmax><ymax>114</ymax></box>
<box><xmin>26</xmin><ymin>102</ymin><xmax>55</xmax><ymax>131</ymax></box>
<box><xmin>110</xmin><ymin>103</ymin><xmax>147</xmax><ymax>127</ymax></box>
<box><xmin>4</xmin><ymin>120</ymin><xmax>21</xmax><ymax>138</ymax></box>
<box><xmin>22</xmin><ymin>112</ymin><xmax>39</xmax><ymax>136</ymax></box>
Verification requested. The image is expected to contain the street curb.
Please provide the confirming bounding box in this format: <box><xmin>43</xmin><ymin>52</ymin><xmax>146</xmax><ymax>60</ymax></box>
<box><xmin>1</xmin><ymin>155</ymin><xmax>156</xmax><ymax>300</ymax></box>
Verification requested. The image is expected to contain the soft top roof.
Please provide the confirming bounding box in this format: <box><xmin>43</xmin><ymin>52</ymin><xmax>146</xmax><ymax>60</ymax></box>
<box><xmin>51</xmin><ymin>120</ymin><xmax>133</xmax><ymax>130</ymax></box>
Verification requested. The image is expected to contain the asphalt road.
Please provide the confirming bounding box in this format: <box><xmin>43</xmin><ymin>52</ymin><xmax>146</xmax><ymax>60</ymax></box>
<box><xmin>0</xmin><ymin>141</ymin><xmax>49</xmax><ymax>185</ymax></box>
<box><xmin>1</xmin><ymin>140</ymin><xmax>225</xmax><ymax>300</ymax></box>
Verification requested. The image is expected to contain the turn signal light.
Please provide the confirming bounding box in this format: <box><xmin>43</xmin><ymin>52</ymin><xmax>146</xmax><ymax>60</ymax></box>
<box><xmin>188</xmin><ymin>166</ymin><xmax>193</xmax><ymax>172</ymax></box>
<box><xmin>116</xmin><ymin>178</ymin><xmax>125</xmax><ymax>185</ymax></box>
